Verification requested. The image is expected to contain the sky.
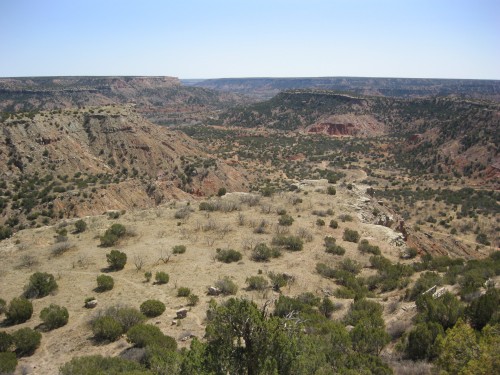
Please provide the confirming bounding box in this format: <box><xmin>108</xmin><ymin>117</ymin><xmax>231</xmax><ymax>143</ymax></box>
<box><xmin>0</xmin><ymin>0</ymin><xmax>499</xmax><ymax>79</ymax></box>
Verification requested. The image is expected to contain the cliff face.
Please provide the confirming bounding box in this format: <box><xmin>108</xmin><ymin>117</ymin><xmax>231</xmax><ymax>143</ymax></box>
<box><xmin>0</xmin><ymin>105</ymin><xmax>248</xmax><ymax>222</ymax></box>
<box><xmin>0</xmin><ymin>76</ymin><xmax>241</xmax><ymax>124</ymax></box>
<box><xmin>306</xmin><ymin>114</ymin><xmax>386</xmax><ymax>137</ymax></box>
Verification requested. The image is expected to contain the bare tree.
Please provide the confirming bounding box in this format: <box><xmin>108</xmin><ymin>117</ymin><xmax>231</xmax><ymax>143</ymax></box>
<box><xmin>133</xmin><ymin>255</ymin><xmax>146</xmax><ymax>272</ymax></box>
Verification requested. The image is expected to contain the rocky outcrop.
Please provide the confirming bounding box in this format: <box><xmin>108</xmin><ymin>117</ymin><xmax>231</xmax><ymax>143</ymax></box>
<box><xmin>306</xmin><ymin>114</ymin><xmax>386</xmax><ymax>137</ymax></box>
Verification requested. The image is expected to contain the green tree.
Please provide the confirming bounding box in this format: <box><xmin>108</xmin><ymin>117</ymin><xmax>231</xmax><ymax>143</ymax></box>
<box><xmin>106</xmin><ymin>250</ymin><xmax>127</xmax><ymax>271</ymax></box>
<box><xmin>6</xmin><ymin>297</ymin><xmax>33</xmax><ymax>324</ymax></box>
<box><xmin>140</xmin><ymin>300</ymin><xmax>166</xmax><ymax>318</ymax></box>
<box><xmin>12</xmin><ymin>327</ymin><xmax>42</xmax><ymax>356</ymax></box>
<box><xmin>96</xmin><ymin>274</ymin><xmax>114</xmax><ymax>292</ymax></box>
<box><xmin>100</xmin><ymin>223</ymin><xmax>126</xmax><ymax>247</ymax></box>
<box><xmin>0</xmin><ymin>331</ymin><xmax>14</xmax><ymax>352</ymax></box>
<box><xmin>405</xmin><ymin>321</ymin><xmax>443</xmax><ymax>360</ymax></box>
<box><xmin>40</xmin><ymin>304</ymin><xmax>69</xmax><ymax>330</ymax></box>
<box><xmin>342</xmin><ymin>228</ymin><xmax>360</xmax><ymax>243</ymax></box>
<box><xmin>74</xmin><ymin>219</ymin><xmax>87</xmax><ymax>233</ymax></box>
<box><xmin>127</xmin><ymin>324</ymin><xmax>177</xmax><ymax>349</ymax></box>
<box><xmin>461</xmin><ymin>324</ymin><xmax>500</xmax><ymax>375</ymax></box>
<box><xmin>24</xmin><ymin>272</ymin><xmax>58</xmax><ymax>298</ymax></box>
<box><xmin>217</xmin><ymin>187</ymin><xmax>227</xmax><ymax>197</ymax></box>
<box><xmin>0</xmin><ymin>352</ymin><xmax>17</xmax><ymax>374</ymax></box>
<box><xmin>92</xmin><ymin>316</ymin><xmax>123</xmax><ymax>342</ymax></box>
<box><xmin>436</xmin><ymin>319</ymin><xmax>480</xmax><ymax>374</ymax></box>
<box><xmin>416</xmin><ymin>292</ymin><xmax>464</xmax><ymax>329</ymax></box>
<box><xmin>60</xmin><ymin>355</ymin><xmax>152</xmax><ymax>375</ymax></box>
<box><xmin>204</xmin><ymin>298</ymin><xmax>300</xmax><ymax>375</ymax></box>
<box><xmin>467</xmin><ymin>288</ymin><xmax>500</xmax><ymax>330</ymax></box>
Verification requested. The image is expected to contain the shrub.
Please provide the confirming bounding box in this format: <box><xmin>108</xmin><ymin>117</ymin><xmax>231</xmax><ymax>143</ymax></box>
<box><xmin>155</xmin><ymin>271</ymin><xmax>169</xmax><ymax>284</ymax></box>
<box><xmin>60</xmin><ymin>355</ymin><xmax>148</xmax><ymax>375</ymax></box>
<box><xmin>268</xmin><ymin>272</ymin><xmax>293</xmax><ymax>291</ymax></box>
<box><xmin>144</xmin><ymin>271</ymin><xmax>152</xmax><ymax>282</ymax></box>
<box><xmin>0</xmin><ymin>297</ymin><xmax>6</xmax><ymax>314</ymax></box>
<box><xmin>214</xmin><ymin>277</ymin><xmax>238</xmax><ymax>295</ymax></box>
<box><xmin>96</xmin><ymin>274</ymin><xmax>114</xmax><ymax>292</ymax></box>
<box><xmin>0</xmin><ymin>225</ymin><xmax>13</xmax><ymax>240</ymax></box>
<box><xmin>0</xmin><ymin>352</ymin><xmax>17</xmax><ymax>373</ymax></box>
<box><xmin>24</xmin><ymin>272</ymin><xmax>58</xmax><ymax>298</ymax></box>
<box><xmin>246</xmin><ymin>275</ymin><xmax>269</xmax><ymax>290</ymax></box>
<box><xmin>187</xmin><ymin>294</ymin><xmax>199</xmax><ymax>306</ymax></box>
<box><xmin>199</xmin><ymin>201</ymin><xmax>216</xmax><ymax>211</ymax></box>
<box><xmin>51</xmin><ymin>242</ymin><xmax>72</xmax><ymax>257</ymax></box>
<box><xmin>271</xmin><ymin>235</ymin><xmax>303</xmax><ymax>251</ymax></box>
<box><xmin>0</xmin><ymin>331</ymin><xmax>14</xmax><ymax>352</ymax></box>
<box><xmin>319</xmin><ymin>297</ymin><xmax>338</xmax><ymax>318</ymax></box>
<box><xmin>342</xmin><ymin>228</ymin><xmax>360</xmax><ymax>243</ymax></box>
<box><xmin>251</xmin><ymin>243</ymin><xmax>281</xmax><ymax>262</ymax></box>
<box><xmin>339</xmin><ymin>258</ymin><xmax>362</xmax><ymax>274</ymax></box>
<box><xmin>217</xmin><ymin>187</ymin><xmax>227</xmax><ymax>197</ymax></box>
<box><xmin>339</xmin><ymin>214</ymin><xmax>353</xmax><ymax>222</ymax></box>
<box><xmin>316</xmin><ymin>263</ymin><xmax>337</xmax><ymax>279</ymax></box>
<box><xmin>6</xmin><ymin>297</ymin><xmax>33</xmax><ymax>324</ymax></box>
<box><xmin>102</xmin><ymin>305</ymin><xmax>146</xmax><ymax>332</ymax></box>
<box><xmin>278</xmin><ymin>214</ymin><xmax>294</xmax><ymax>226</ymax></box>
<box><xmin>329</xmin><ymin>220</ymin><xmax>339</xmax><ymax>229</ymax></box>
<box><xmin>12</xmin><ymin>328</ymin><xmax>41</xmax><ymax>356</ymax></box>
<box><xmin>174</xmin><ymin>207</ymin><xmax>192</xmax><ymax>219</ymax></box>
<box><xmin>40</xmin><ymin>304</ymin><xmax>69</xmax><ymax>330</ymax></box>
<box><xmin>316</xmin><ymin>218</ymin><xmax>325</xmax><ymax>226</ymax></box>
<box><xmin>476</xmin><ymin>233</ymin><xmax>490</xmax><ymax>245</ymax></box>
<box><xmin>407</xmin><ymin>272</ymin><xmax>442</xmax><ymax>301</ymax></box>
<box><xmin>140</xmin><ymin>300</ymin><xmax>166</xmax><ymax>318</ymax></box>
<box><xmin>177</xmin><ymin>287</ymin><xmax>191</xmax><ymax>297</ymax></box>
<box><xmin>172</xmin><ymin>245</ymin><xmax>186</xmax><ymax>254</ymax></box>
<box><xmin>127</xmin><ymin>324</ymin><xmax>177</xmax><ymax>350</ymax></box>
<box><xmin>106</xmin><ymin>250</ymin><xmax>127</xmax><ymax>271</ymax></box>
<box><xmin>100</xmin><ymin>223</ymin><xmax>126</xmax><ymax>247</ymax></box>
<box><xmin>358</xmin><ymin>239</ymin><xmax>381</xmax><ymax>255</ymax></box>
<box><xmin>74</xmin><ymin>219</ymin><xmax>87</xmax><ymax>233</ymax></box>
<box><xmin>92</xmin><ymin>316</ymin><xmax>123</xmax><ymax>342</ymax></box>
<box><xmin>327</xmin><ymin>186</ymin><xmax>336</xmax><ymax>195</ymax></box>
<box><xmin>215</xmin><ymin>248</ymin><xmax>242</xmax><ymax>263</ymax></box>
<box><xmin>324</xmin><ymin>236</ymin><xmax>346</xmax><ymax>255</ymax></box>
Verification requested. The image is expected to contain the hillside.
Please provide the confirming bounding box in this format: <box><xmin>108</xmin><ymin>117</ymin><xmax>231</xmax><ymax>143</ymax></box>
<box><xmin>0</xmin><ymin>105</ymin><xmax>247</xmax><ymax>229</ymax></box>
<box><xmin>189</xmin><ymin>76</ymin><xmax>500</xmax><ymax>101</ymax></box>
<box><xmin>217</xmin><ymin>90</ymin><xmax>500</xmax><ymax>179</ymax></box>
<box><xmin>0</xmin><ymin>76</ymin><xmax>244</xmax><ymax>125</ymax></box>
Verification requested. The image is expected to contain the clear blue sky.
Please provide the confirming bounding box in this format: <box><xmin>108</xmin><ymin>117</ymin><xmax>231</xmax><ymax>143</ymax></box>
<box><xmin>0</xmin><ymin>0</ymin><xmax>498</xmax><ymax>79</ymax></box>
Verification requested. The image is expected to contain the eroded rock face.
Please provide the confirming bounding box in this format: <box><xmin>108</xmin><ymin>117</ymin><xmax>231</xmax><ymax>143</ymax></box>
<box><xmin>305</xmin><ymin>114</ymin><xmax>386</xmax><ymax>137</ymax></box>
<box><xmin>308</xmin><ymin>122</ymin><xmax>357</xmax><ymax>136</ymax></box>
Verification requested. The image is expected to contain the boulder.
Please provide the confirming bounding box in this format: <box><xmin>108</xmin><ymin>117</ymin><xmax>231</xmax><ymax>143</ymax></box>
<box><xmin>176</xmin><ymin>308</ymin><xmax>188</xmax><ymax>319</ymax></box>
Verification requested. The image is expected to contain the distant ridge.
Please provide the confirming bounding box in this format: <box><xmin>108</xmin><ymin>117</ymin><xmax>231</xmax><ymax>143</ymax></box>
<box><xmin>188</xmin><ymin>76</ymin><xmax>500</xmax><ymax>101</ymax></box>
